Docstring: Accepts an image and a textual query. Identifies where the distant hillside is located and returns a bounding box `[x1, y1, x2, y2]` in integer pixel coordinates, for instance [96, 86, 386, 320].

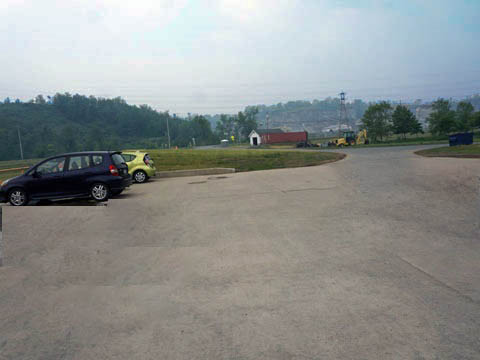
[0, 94, 217, 161]
[247, 98, 368, 133]
[242, 95, 480, 133]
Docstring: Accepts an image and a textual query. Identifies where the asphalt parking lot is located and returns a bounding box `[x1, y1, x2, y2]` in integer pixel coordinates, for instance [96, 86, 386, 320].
[1, 145, 479, 359]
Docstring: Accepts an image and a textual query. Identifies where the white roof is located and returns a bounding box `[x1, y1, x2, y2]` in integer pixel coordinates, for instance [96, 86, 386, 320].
[248, 130, 259, 138]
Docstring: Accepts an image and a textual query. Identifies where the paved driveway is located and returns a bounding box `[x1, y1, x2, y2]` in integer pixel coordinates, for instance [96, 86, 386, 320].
[1, 145, 479, 359]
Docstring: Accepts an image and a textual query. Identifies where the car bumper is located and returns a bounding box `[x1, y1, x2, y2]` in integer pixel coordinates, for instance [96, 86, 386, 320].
[110, 176, 132, 191]
[146, 167, 156, 177]
[0, 189, 6, 203]
[123, 176, 132, 188]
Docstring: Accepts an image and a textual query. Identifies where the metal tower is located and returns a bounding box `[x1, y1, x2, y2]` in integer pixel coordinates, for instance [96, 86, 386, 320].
[339, 91, 347, 137]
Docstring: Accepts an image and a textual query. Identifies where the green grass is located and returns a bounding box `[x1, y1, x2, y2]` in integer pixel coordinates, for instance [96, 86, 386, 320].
[0, 150, 343, 184]
[0, 158, 40, 183]
[415, 144, 480, 158]
[147, 149, 343, 172]
[0, 158, 41, 170]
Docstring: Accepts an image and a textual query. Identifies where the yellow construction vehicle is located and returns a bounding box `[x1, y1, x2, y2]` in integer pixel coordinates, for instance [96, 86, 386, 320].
[328, 129, 369, 147]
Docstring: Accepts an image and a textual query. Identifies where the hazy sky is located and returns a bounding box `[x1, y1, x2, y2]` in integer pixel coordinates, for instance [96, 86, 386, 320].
[1, 0, 479, 114]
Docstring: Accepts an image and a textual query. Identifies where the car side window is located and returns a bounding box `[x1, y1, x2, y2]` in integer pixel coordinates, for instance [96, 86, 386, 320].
[36, 157, 66, 175]
[91, 155, 104, 166]
[68, 155, 91, 171]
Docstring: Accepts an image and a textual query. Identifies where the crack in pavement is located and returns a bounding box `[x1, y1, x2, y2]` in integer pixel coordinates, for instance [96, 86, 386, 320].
[395, 254, 479, 306]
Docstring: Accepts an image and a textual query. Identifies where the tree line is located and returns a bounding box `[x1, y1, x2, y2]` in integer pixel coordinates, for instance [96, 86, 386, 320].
[0, 93, 220, 161]
[360, 99, 480, 142]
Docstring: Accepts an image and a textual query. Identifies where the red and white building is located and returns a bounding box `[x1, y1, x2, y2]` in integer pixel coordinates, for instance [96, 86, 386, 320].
[248, 129, 308, 146]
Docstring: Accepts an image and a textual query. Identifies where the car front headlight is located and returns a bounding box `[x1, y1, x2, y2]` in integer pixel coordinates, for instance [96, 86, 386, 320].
[1, 178, 11, 187]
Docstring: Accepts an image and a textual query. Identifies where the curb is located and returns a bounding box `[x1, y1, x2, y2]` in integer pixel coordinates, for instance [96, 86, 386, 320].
[156, 168, 235, 178]
[414, 153, 480, 158]
[414, 149, 480, 158]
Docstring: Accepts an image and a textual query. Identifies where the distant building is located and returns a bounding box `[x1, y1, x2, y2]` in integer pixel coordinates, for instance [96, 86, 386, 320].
[415, 105, 434, 129]
[248, 129, 308, 146]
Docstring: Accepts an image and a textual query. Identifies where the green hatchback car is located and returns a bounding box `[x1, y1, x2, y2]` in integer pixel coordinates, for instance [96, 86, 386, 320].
[121, 151, 156, 183]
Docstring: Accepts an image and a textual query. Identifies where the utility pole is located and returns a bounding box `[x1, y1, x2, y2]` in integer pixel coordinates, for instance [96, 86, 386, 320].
[266, 113, 270, 144]
[17, 126, 24, 160]
[167, 114, 173, 149]
[339, 91, 347, 137]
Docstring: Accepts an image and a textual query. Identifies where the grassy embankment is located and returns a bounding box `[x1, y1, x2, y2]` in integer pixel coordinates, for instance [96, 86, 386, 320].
[0, 158, 40, 183]
[147, 149, 343, 172]
[415, 144, 480, 158]
[0, 150, 343, 184]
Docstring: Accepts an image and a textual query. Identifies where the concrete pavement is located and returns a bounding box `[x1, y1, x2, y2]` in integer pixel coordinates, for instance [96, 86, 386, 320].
[1, 145, 479, 359]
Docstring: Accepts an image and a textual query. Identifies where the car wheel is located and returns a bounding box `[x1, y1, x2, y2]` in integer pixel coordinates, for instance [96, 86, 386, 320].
[8, 188, 29, 206]
[90, 183, 109, 202]
[133, 170, 148, 183]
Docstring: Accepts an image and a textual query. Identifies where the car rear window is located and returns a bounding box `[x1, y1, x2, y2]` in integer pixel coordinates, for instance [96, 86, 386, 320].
[111, 153, 126, 166]
[122, 154, 136, 162]
[144, 154, 151, 161]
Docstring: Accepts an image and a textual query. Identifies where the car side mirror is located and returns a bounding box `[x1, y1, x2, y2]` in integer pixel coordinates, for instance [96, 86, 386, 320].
[33, 171, 42, 178]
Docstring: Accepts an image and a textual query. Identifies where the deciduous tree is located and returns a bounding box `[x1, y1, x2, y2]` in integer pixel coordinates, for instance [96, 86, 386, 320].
[427, 99, 456, 135]
[455, 101, 474, 131]
[392, 105, 417, 139]
[360, 102, 392, 142]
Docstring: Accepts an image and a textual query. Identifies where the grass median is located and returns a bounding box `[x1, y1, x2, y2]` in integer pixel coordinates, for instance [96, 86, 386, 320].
[147, 149, 344, 172]
[415, 144, 480, 158]
[0, 149, 344, 184]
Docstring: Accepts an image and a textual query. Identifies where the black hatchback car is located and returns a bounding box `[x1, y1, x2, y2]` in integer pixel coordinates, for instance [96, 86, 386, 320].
[0, 151, 131, 206]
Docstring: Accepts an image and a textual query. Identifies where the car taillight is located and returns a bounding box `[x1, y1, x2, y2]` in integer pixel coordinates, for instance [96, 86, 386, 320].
[144, 157, 149, 166]
[109, 164, 119, 176]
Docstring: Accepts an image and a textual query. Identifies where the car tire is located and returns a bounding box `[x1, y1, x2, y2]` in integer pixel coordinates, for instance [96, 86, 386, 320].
[90, 183, 109, 202]
[133, 170, 148, 183]
[8, 188, 29, 206]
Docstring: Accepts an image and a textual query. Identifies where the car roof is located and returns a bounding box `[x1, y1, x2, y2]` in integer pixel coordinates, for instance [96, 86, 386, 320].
[36, 151, 120, 163]
[22, 151, 120, 172]
[58, 151, 119, 157]
[121, 150, 147, 154]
